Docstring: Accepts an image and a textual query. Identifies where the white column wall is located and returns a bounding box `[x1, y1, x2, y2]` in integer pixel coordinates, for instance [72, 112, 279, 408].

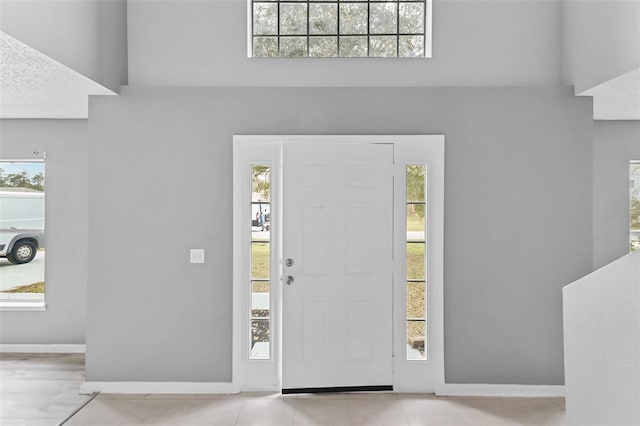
[563, 251, 640, 426]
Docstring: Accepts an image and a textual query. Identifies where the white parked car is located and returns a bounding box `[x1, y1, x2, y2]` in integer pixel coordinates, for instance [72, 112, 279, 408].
[0, 191, 44, 264]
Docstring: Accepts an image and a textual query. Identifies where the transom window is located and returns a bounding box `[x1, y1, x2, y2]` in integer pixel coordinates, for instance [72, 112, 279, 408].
[250, 0, 430, 58]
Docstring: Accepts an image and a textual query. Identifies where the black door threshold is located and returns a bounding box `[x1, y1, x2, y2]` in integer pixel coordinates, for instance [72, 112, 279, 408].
[282, 385, 393, 394]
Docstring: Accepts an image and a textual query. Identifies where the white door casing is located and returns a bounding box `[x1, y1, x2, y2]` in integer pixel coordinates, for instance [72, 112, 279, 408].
[282, 143, 394, 391]
[232, 135, 445, 393]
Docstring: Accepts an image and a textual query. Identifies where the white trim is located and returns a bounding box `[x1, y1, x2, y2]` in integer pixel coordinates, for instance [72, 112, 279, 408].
[0, 301, 46, 311]
[233, 135, 445, 393]
[80, 381, 238, 395]
[0, 157, 45, 162]
[392, 138, 445, 393]
[0, 344, 85, 353]
[233, 140, 283, 391]
[246, 0, 252, 58]
[436, 384, 565, 398]
[79, 381, 563, 397]
[0, 156, 47, 314]
[425, 0, 433, 58]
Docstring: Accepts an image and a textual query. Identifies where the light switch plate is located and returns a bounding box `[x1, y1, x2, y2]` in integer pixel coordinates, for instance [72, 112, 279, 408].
[190, 249, 205, 264]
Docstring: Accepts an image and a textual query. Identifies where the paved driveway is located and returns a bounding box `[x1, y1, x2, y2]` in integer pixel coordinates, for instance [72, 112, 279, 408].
[0, 251, 45, 291]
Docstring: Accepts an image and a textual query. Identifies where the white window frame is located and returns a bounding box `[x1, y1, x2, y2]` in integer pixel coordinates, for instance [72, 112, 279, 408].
[246, 0, 433, 58]
[232, 135, 444, 392]
[403, 163, 428, 361]
[0, 155, 46, 311]
[392, 140, 444, 391]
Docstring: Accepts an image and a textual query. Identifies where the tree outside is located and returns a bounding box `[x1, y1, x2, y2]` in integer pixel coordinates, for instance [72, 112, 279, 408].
[251, 166, 270, 201]
[0, 168, 44, 192]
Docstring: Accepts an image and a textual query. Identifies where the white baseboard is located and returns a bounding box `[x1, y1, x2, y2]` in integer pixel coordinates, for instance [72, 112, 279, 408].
[80, 382, 561, 397]
[241, 386, 280, 392]
[0, 344, 85, 354]
[436, 384, 564, 398]
[80, 381, 239, 395]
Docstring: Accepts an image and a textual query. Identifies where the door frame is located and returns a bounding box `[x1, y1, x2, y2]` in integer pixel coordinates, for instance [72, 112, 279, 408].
[232, 135, 445, 393]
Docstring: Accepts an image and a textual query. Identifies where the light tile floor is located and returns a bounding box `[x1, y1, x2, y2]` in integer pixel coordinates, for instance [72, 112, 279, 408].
[0, 353, 90, 426]
[66, 392, 565, 426]
[0, 353, 566, 426]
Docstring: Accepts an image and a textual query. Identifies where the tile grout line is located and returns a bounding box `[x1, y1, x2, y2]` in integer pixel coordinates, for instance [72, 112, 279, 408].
[58, 392, 100, 426]
[396, 397, 412, 426]
[233, 394, 247, 426]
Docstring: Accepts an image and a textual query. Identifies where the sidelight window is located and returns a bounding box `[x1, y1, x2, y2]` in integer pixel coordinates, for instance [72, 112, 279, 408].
[250, 166, 272, 359]
[631, 161, 640, 252]
[406, 164, 427, 360]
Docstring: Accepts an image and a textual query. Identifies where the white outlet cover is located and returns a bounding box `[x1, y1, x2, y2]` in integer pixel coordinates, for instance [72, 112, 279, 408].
[190, 249, 205, 264]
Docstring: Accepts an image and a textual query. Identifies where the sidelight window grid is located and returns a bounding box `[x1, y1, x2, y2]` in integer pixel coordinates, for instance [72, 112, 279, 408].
[631, 161, 640, 253]
[251, 0, 429, 58]
[250, 166, 272, 360]
[406, 164, 427, 360]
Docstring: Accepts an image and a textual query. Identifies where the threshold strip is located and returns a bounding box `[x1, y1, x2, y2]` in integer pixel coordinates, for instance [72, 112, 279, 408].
[282, 385, 392, 394]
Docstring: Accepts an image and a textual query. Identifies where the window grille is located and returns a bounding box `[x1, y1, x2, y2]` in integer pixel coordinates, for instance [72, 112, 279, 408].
[251, 0, 429, 58]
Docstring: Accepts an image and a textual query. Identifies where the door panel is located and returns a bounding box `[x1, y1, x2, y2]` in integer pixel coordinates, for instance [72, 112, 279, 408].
[302, 204, 328, 274]
[282, 143, 393, 390]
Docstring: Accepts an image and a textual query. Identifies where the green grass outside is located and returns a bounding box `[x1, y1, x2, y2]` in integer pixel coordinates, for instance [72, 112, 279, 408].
[1, 281, 45, 293]
[406, 240, 426, 342]
[251, 243, 270, 290]
[407, 209, 425, 232]
[407, 243, 426, 281]
[407, 215, 424, 232]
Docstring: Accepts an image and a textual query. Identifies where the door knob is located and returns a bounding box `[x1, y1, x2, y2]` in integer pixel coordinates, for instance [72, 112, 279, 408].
[286, 276, 294, 285]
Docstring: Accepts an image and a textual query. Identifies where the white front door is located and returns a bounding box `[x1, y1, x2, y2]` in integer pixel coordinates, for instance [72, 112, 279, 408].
[282, 142, 394, 391]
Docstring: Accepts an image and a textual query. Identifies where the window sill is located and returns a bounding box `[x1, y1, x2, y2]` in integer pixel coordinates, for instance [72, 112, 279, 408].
[0, 301, 46, 311]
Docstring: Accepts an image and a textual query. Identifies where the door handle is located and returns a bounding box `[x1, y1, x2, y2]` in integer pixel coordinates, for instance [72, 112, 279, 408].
[286, 275, 294, 285]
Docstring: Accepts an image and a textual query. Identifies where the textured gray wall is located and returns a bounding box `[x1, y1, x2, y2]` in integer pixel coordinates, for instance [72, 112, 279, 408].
[127, 0, 562, 87]
[86, 87, 593, 385]
[593, 121, 640, 269]
[0, 120, 88, 344]
[1, 0, 128, 92]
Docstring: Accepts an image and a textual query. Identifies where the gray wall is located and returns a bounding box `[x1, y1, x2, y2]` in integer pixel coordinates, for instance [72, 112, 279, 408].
[1, 0, 128, 92]
[0, 120, 88, 344]
[593, 121, 640, 269]
[87, 86, 593, 385]
[562, 0, 640, 92]
[127, 0, 562, 87]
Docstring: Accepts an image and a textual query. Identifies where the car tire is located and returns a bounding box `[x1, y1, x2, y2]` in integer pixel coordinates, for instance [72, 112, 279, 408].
[7, 240, 37, 264]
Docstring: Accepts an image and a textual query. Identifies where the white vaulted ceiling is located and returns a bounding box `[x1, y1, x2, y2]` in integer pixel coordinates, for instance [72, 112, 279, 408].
[581, 68, 640, 120]
[0, 31, 114, 119]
